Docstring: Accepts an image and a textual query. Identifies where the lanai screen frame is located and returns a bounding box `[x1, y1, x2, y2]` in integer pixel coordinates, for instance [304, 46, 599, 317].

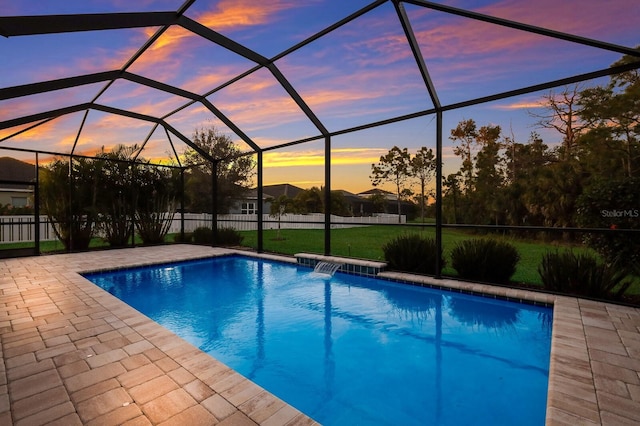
[1, 0, 639, 272]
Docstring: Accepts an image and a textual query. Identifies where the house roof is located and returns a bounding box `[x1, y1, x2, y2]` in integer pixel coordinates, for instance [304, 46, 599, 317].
[234, 183, 305, 201]
[335, 189, 367, 203]
[0, 157, 35, 190]
[357, 188, 394, 196]
[262, 184, 305, 199]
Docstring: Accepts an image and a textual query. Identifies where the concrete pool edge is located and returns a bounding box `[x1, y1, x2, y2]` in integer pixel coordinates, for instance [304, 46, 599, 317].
[1, 245, 639, 425]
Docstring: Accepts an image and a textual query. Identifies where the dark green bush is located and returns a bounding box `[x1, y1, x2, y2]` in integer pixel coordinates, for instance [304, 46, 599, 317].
[215, 227, 244, 246]
[538, 250, 631, 300]
[173, 232, 193, 243]
[382, 234, 443, 275]
[192, 226, 213, 244]
[191, 227, 243, 246]
[451, 239, 520, 284]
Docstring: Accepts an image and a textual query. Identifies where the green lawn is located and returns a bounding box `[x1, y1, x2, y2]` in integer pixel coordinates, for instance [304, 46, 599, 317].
[238, 226, 601, 287]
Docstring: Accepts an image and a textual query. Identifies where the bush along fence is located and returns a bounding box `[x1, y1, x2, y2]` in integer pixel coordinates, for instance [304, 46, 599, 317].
[0, 213, 406, 244]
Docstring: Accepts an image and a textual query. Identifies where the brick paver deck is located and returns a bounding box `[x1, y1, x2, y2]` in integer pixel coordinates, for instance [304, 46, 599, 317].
[1, 245, 638, 425]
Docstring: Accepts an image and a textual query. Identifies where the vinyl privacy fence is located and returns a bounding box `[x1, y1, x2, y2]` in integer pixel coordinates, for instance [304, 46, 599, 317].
[0, 213, 405, 243]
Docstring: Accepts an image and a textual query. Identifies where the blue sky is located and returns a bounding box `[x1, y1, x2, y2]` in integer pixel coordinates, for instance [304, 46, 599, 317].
[0, 0, 638, 193]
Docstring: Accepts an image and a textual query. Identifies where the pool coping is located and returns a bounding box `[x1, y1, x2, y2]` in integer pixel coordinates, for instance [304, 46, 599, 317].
[0, 245, 639, 425]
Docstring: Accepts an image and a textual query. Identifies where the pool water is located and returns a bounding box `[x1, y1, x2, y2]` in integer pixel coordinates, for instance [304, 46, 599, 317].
[85, 255, 552, 426]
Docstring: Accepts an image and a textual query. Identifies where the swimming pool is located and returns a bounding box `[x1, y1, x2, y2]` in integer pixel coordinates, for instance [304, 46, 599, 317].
[85, 255, 552, 425]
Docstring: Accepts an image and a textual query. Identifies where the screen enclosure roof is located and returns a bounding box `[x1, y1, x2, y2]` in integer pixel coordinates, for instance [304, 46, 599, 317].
[1, 0, 639, 166]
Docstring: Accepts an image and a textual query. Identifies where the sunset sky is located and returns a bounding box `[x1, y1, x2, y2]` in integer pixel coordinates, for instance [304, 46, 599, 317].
[1, 0, 638, 194]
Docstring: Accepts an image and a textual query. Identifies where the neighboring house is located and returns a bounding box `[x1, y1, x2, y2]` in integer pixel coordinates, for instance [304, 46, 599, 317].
[262, 183, 304, 200]
[356, 188, 396, 201]
[356, 188, 416, 217]
[335, 189, 373, 216]
[227, 188, 262, 215]
[228, 184, 305, 215]
[229, 184, 416, 217]
[0, 157, 36, 208]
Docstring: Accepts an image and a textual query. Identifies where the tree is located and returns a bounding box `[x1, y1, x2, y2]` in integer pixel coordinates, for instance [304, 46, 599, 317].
[474, 124, 504, 224]
[370, 146, 412, 223]
[94, 145, 138, 247]
[529, 84, 587, 161]
[40, 157, 100, 251]
[535, 159, 585, 232]
[578, 52, 640, 178]
[449, 119, 478, 193]
[367, 192, 387, 213]
[448, 120, 507, 224]
[39, 148, 180, 249]
[503, 132, 550, 226]
[269, 195, 296, 240]
[442, 173, 462, 224]
[329, 190, 352, 216]
[577, 177, 640, 272]
[410, 147, 436, 221]
[134, 163, 180, 244]
[524, 86, 591, 233]
[291, 187, 352, 216]
[183, 126, 255, 213]
[294, 187, 323, 213]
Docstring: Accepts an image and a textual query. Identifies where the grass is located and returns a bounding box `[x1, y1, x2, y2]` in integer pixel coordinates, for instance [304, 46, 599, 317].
[237, 226, 603, 287]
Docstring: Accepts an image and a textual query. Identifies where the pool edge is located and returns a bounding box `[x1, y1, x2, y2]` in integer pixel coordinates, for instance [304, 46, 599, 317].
[2, 245, 638, 425]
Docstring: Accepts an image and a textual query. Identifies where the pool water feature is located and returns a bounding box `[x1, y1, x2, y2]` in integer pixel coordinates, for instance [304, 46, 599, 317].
[85, 255, 552, 426]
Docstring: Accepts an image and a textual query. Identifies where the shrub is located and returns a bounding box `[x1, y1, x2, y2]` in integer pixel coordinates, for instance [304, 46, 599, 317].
[95, 146, 138, 248]
[538, 250, 631, 300]
[39, 158, 99, 251]
[382, 234, 443, 275]
[192, 227, 213, 244]
[451, 239, 520, 284]
[215, 227, 244, 246]
[191, 227, 244, 246]
[173, 232, 193, 243]
[134, 165, 179, 245]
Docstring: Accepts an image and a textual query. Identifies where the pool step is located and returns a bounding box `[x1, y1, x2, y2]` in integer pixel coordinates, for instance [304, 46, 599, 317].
[295, 253, 386, 277]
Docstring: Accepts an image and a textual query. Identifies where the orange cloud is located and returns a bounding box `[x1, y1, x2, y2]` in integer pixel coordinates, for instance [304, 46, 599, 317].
[196, 0, 305, 30]
[129, 1, 313, 79]
[0, 113, 86, 150]
[182, 67, 250, 94]
[0, 82, 110, 127]
[0, 122, 38, 141]
[129, 26, 200, 77]
[491, 100, 545, 110]
[89, 113, 152, 132]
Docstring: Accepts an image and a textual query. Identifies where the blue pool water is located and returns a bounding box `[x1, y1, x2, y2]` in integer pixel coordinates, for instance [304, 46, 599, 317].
[85, 255, 552, 426]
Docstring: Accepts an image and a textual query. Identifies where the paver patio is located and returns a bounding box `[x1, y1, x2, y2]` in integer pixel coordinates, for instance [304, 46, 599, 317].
[1, 245, 639, 425]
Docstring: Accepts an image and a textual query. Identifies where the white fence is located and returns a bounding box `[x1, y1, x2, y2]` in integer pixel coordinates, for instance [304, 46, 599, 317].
[0, 216, 56, 243]
[1, 213, 405, 243]
[214, 213, 405, 231]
